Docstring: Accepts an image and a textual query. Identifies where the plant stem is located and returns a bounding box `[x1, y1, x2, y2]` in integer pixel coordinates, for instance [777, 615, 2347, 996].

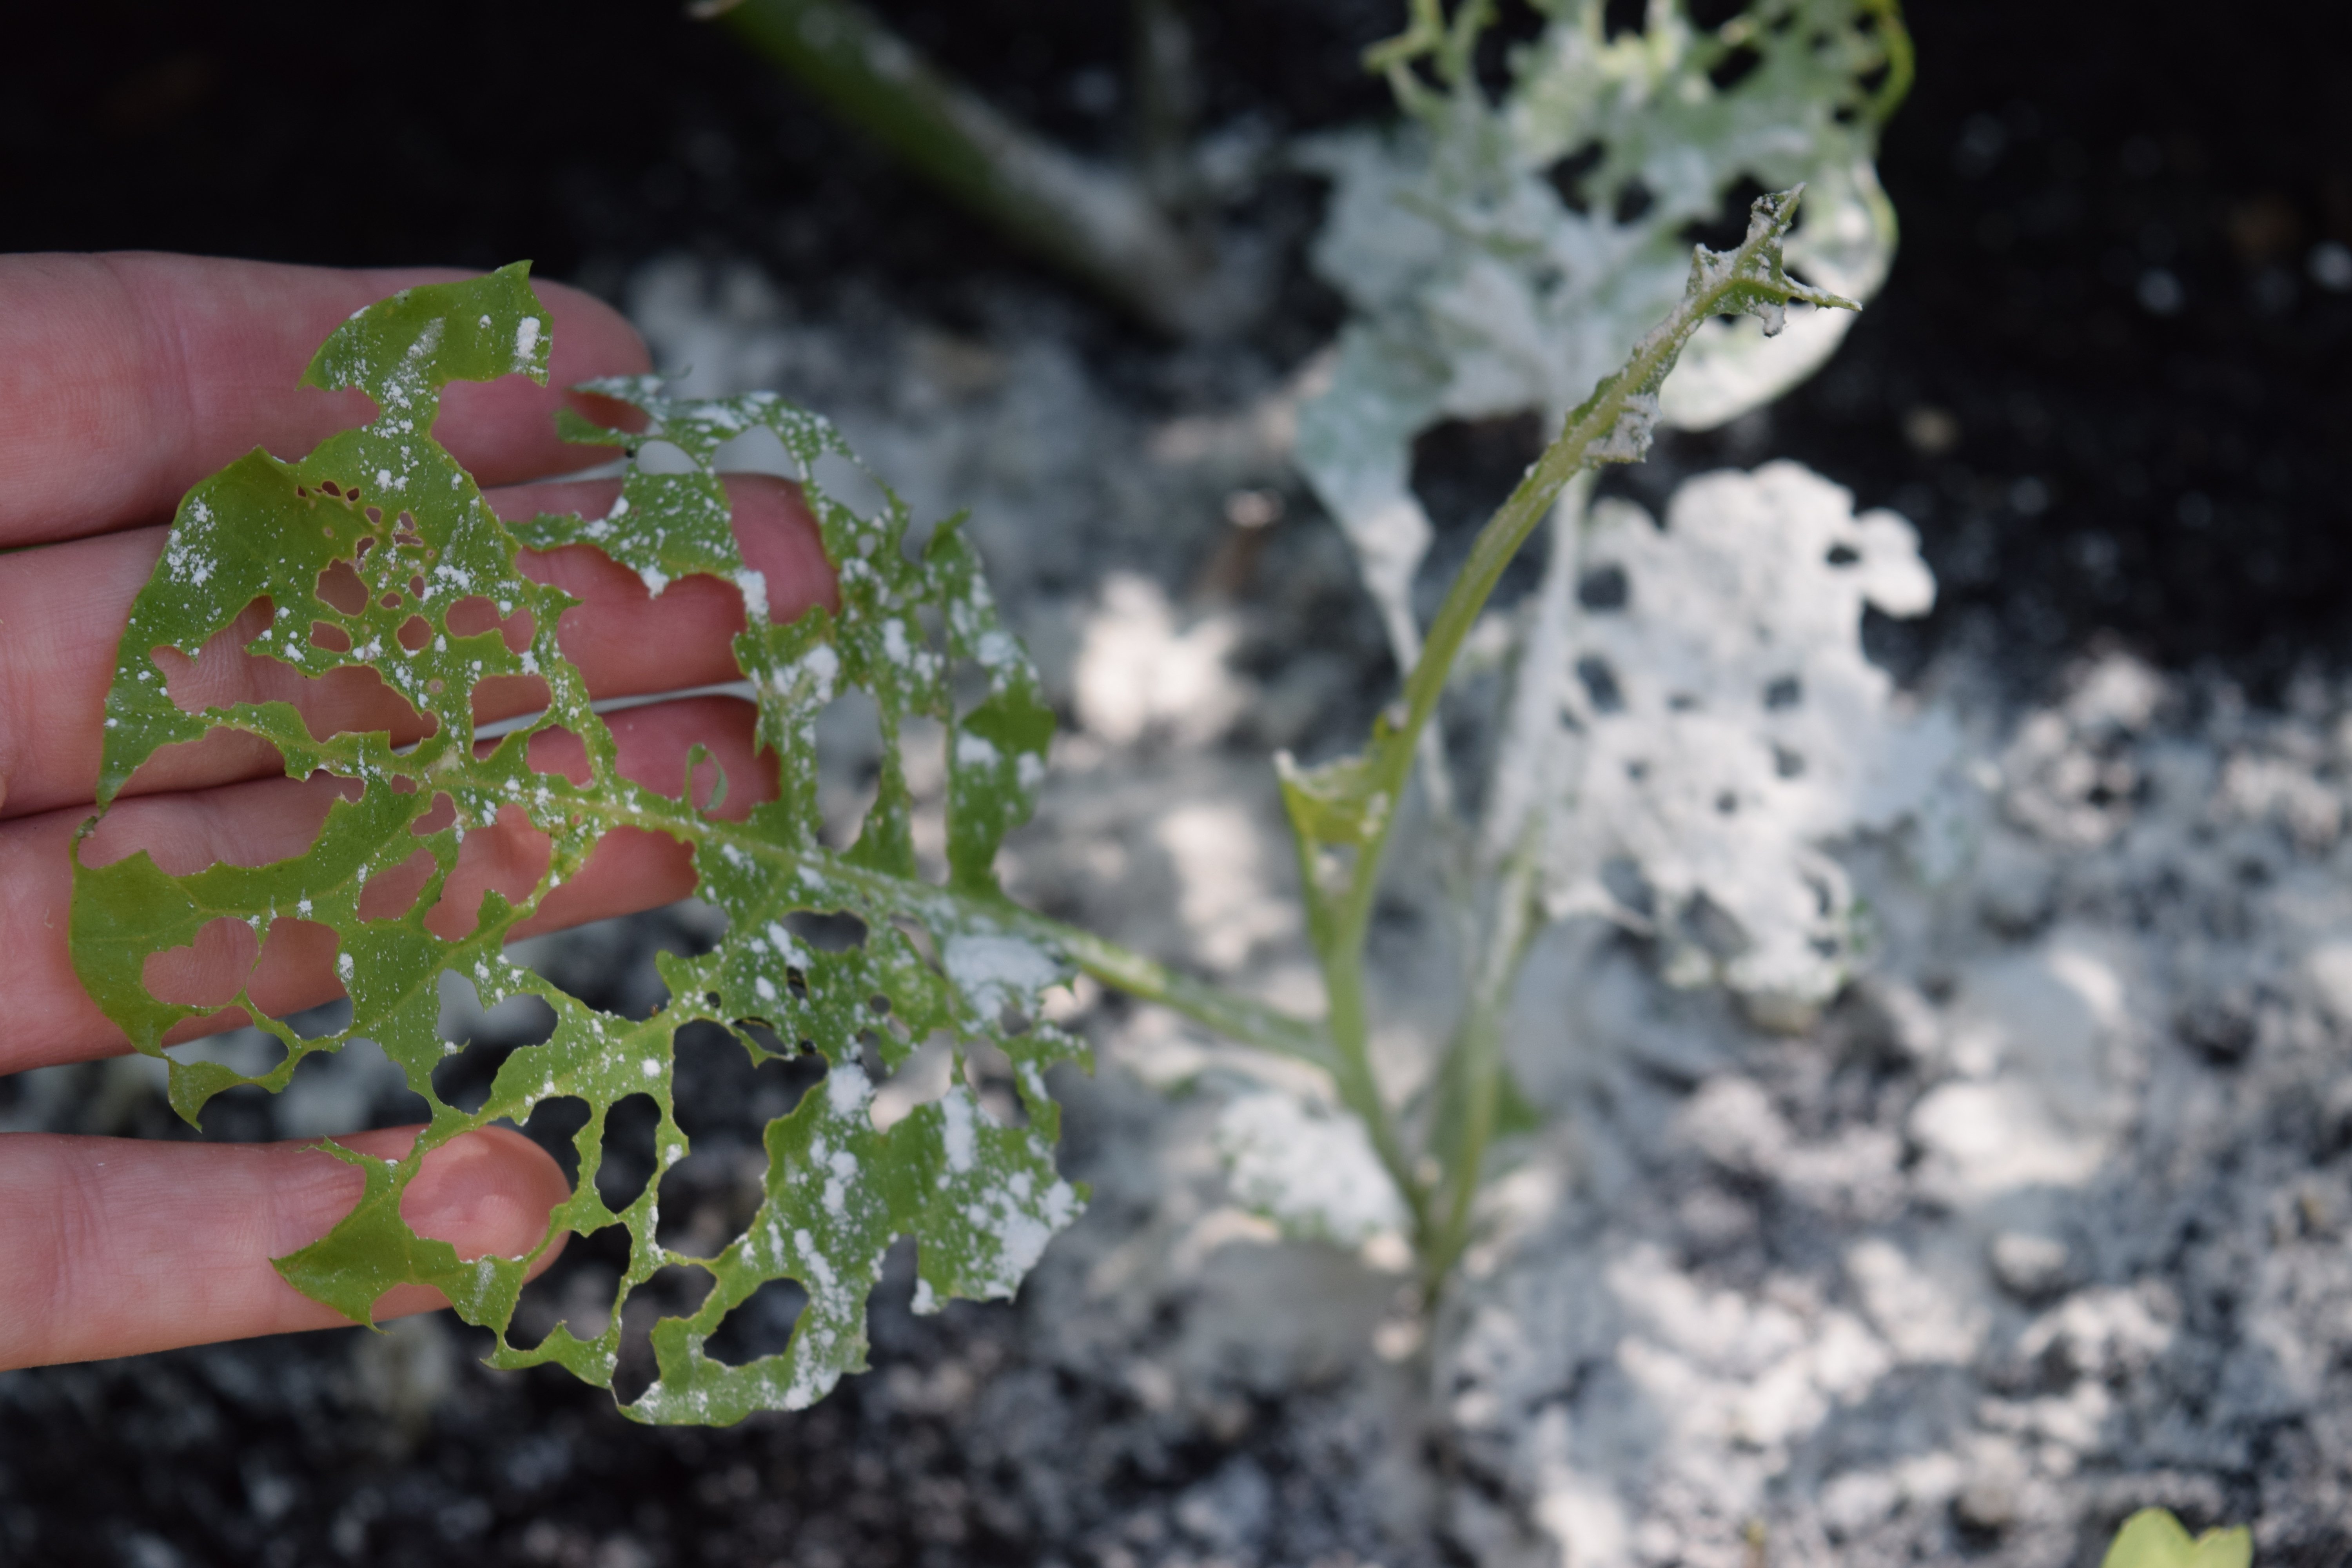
[1293, 192, 1853, 1286]
[1418, 841, 1541, 1291]
[993, 902, 1337, 1071]
[1319, 936, 1433, 1237]
[1326, 193, 1851, 989]
[584, 793, 1334, 1071]
[712, 0, 1233, 336]
[1416, 478, 1589, 1289]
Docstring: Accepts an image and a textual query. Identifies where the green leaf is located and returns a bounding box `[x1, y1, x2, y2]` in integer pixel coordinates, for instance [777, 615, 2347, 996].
[72, 267, 1086, 1424]
[2101, 1510, 2252, 1568]
[1296, 0, 1906, 652]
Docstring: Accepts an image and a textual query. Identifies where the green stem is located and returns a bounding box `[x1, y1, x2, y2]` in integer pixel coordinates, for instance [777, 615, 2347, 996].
[1418, 844, 1541, 1292]
[1321, 939, 1432, 1238]
[713, 0, 1227, 336]
[993, 902, 1336, 1071]
[1325, 194, 1851, 980]
[585, 793, 1334, 1071]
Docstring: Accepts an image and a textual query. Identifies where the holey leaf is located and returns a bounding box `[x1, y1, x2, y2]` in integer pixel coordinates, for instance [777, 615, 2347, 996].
[1295, 0, 1907, 657]
[70, 266, 1085, 1425]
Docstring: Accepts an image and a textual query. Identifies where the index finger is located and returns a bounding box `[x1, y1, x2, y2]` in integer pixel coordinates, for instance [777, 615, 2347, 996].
[0, 253, 652, 549]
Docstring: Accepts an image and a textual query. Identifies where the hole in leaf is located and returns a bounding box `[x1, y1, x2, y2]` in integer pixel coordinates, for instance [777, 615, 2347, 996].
[420, 802, 552, 941]
[473, 674, 552, 736]
[964, 1039, 1027, 1129]
[595, 1093, 663, 1213]
[1825, 543, 1861, 567]
[429, 973, 559, 1114]
[814, 688, 886, 850]
[1773, 744, 1807, 779]
[653, 1024, 825, 1253]
[315, 559, 368, 617]
[707, 424, 795, 476]
[1706, 44, 1762, 93]
[81, 770, 339, 875]
[1688, 0, 1753, 26]
[1577, 563, 1629, 610]
[142, 916, 260, 1010]
[410, 792, 457, 837]
[250, 916, 347, 1021]
[151, 597, 436, 748]
[614, 1263, 716, 1404]
[1576, 655, 1626, 714]
[357, 848, 439, 924]
[809, 450, 887, 520]
[519, 1093, 593, 1186]
[1543, 140, 1606, 214]
[510, 1221, 623, 1348]
[704, 1277, 808, 1367]
[524, 726, 592, 787]
[309, 622, 352, 653]
[1601, 857, 1657, 922]
[1679, 175, 1771, 253]
[870, 1033, 956, 1132]
[633, 439, 699, 476]
[445, 595, 534, 652]
[1601, 0, 1646, 38]
[1612, 179, 1656, 226]
[1679, 893, 1751, 962]
[1763, 675, 1803, 710]
[396, 615, 432, 653]
[784, 910, 869, 953]
[507, 910, 704, 1023]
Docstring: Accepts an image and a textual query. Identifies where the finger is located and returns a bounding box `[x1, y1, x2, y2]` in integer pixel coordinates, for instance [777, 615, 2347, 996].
[0, 474, 830, 822]
[0, 253, 652, 549]
[0, 1123, 570, 1369]
[2, 696, 775, 1076]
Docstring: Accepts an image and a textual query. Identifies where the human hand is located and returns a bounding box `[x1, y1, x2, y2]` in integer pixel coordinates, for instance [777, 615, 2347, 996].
[0, 254, 833, 1368]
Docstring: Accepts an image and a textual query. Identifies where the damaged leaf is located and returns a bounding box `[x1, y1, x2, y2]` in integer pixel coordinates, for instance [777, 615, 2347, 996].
[1530, 463, 1955, 1010]
[1295, 0, 1907, 667]
[73, 266, 1085, 1424]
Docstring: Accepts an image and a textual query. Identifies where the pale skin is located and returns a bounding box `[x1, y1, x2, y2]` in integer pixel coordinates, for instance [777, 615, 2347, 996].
[0, 254, 837, 1369]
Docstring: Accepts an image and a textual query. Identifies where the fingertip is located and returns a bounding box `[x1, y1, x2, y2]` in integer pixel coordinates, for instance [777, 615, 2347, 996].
[386, 1125, 571, 1267]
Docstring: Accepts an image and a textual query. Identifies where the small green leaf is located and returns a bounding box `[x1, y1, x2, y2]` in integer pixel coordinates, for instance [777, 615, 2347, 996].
[73, 268, 1087, 1423]
[2101, 1509, 2252, 1568]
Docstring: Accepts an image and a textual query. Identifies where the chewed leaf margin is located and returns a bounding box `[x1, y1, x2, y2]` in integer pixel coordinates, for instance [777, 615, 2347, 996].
[70, 266, 1087, 1425]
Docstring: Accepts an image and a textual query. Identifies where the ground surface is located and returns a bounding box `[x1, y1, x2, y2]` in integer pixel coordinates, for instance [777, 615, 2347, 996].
[5, 4, 2352, 1566]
